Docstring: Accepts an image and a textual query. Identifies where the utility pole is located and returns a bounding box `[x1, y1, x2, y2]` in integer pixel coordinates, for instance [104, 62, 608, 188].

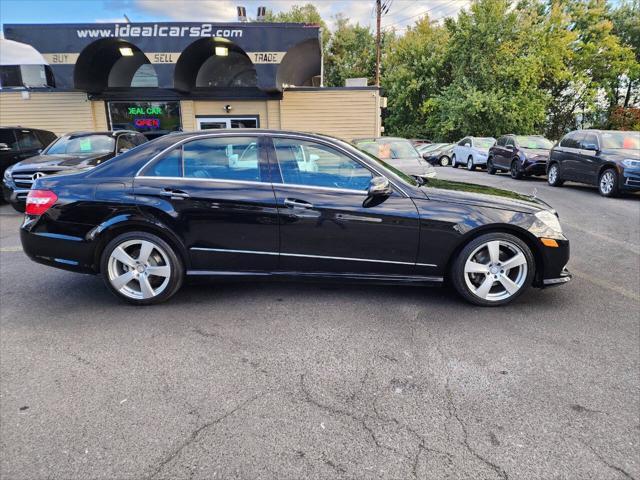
[375, 0, 381, 87]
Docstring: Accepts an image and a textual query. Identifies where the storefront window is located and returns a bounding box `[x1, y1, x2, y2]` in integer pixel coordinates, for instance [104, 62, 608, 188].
[108, 101, 181, 136]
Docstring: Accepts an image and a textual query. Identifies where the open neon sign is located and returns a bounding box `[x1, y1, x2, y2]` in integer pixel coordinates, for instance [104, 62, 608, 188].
[134, 118, 161, 129]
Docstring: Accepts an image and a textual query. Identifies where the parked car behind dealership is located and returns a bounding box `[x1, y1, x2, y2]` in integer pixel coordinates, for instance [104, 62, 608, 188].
[488, 135, 553, 179]
[452, 136, 496, 170]
[20, 129, 571, 306]
[547, 129, 640, 197]
[3, 130, 147, 211]
[417, 143, 454, 166]
[353, 137, 436, 179]
[0, 126, 56, 180]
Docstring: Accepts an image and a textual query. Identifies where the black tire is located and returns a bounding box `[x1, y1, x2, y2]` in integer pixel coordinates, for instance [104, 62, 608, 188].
[100, 231, 184, 305]
[467, 156, 475, 171]
[510, 159, 523, 179]
[11, 202, 25, 213]
[547, 163, 564, 187]
[450, 232, 535, 307]
[439, 156, 450, 167]
[452, 155, 459, 168]
[487, 158, 497, 175]
[598, 168, 619, 197]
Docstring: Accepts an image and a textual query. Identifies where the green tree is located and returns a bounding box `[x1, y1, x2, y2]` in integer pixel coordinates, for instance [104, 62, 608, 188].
[324, 15, 377, 87]
[382, 17, 448, 138]
[264, 4, 331, 52]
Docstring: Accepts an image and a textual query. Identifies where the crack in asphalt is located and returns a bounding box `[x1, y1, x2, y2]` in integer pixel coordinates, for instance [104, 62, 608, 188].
[144, 392, 264, 479]
[444, 380, 509, 480]
[579, 440, 636, 480]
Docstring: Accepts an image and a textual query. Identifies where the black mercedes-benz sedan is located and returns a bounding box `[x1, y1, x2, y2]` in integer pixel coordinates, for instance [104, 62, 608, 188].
[3, 130, 147, 211]
[20, 130, 571, 306]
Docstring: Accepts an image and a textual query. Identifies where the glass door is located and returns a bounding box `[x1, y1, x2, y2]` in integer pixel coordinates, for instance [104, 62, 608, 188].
[196, 117, 259, 130]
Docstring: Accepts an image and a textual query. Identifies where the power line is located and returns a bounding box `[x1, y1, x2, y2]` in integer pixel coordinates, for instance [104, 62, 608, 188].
[382, 0, 466, 30]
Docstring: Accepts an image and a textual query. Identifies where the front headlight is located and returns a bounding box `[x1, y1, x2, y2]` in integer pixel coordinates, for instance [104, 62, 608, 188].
[530, 210, 564, 239]
[621, 159, 640, 169]
[3, 165, 14, 182]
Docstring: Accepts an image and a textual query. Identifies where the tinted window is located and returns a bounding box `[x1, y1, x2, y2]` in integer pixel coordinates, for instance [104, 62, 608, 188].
[600, 131, 640, 149]
[0, 129, 17, 150]
[560, 132, 579, 148]
[133, 134, 148, 146]
[35, 130, 56, 147]
[496, 137, 506, 147]
[458, 138, 469, 146]
[475, 138, 496, 148]
[144, 147, 182, 177]
[581, 133, 599, 149]
[515, 136, 553, 149]
[183, 137, 260, 181]
[0, 66, 21, 87]
[505, 138, 515, 147]
[116, 135, 137, 153]
[274, 138, 373, 191]
[15, 130, 43, 150]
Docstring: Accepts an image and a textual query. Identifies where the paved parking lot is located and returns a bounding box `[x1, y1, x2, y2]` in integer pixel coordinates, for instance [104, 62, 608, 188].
[1, 169, 638, 480]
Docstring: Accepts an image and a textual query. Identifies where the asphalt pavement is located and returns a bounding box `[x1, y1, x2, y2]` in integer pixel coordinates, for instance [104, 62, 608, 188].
[0, 168, 638, 480]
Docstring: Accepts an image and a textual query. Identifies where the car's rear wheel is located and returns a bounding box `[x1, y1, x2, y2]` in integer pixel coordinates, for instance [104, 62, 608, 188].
[547, 163, 564, 187]
[487, 158, 497, 175]
[510, 159, 523, 179]
[467, 156, 475, 171]
[100, 231, 184, 305]
[439, 156, 450, 167]
[451, 232, 534, 306]
[452, 155, 458, 168]
[598, 168, 619, 197]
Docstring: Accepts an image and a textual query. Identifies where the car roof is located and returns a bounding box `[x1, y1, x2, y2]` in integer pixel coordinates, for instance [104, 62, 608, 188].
[62, 130, 140, 138]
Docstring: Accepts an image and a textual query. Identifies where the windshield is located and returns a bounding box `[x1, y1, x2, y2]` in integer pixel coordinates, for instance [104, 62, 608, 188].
[515, 136, 553, 149]
[475, 138, 495, 149]
[600, 131, 640, 150]
[356, 139, 421, 159]
[46, 135, 115, 155]
[357, 149, 419, 186]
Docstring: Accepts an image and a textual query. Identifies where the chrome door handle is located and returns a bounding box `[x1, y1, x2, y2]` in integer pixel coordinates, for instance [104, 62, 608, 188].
[160, 189, 190, 199]
[284, 198, 313, 209]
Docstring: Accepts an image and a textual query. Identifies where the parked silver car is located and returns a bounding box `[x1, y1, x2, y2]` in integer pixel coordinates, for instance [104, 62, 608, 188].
[353, 137, 436, 179]
[452, 136, 496, 170]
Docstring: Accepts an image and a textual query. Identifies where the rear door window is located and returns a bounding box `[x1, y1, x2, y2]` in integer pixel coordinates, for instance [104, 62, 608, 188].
[183, 137, 261, 182]
[15, 130, 43, 151]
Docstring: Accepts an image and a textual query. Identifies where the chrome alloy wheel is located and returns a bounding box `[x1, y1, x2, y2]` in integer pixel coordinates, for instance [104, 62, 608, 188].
[600, 170, 615, 195]
[107, 239, 171, 300]
[463, 240, 528, 302]
[548, 165, 558, 183]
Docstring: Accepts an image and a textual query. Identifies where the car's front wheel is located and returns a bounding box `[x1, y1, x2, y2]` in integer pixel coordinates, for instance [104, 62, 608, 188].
[510, 159, 523, 179]
[451, 232, 534, 306]
[451, 155, 458, 168]
[547, 163, 564, 187]
[467, 156, 475, 171]
[100, 231, 184, 305]
[598, 168, 619, 197]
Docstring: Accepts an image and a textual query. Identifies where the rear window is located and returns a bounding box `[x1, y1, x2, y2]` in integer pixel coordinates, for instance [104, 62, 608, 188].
[47, 135, 115, 155]
[474, 138, 495, 148]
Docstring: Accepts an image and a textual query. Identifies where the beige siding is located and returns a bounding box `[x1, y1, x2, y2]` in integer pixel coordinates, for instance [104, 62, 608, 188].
[280, 89, 380, 140]
[266, 100, 281, 129]
[91, 101, 109, 130]
[0, 92, 96, 135]
[192, 100, 268, 128]
[180, 100, 196, 131]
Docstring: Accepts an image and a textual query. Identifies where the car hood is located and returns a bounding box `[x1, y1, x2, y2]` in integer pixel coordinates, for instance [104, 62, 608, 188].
[522, 148, 550, 157]
[418, 178, 550, 213]
[11, 152, 112, 171]
[600, 148, 640, 161]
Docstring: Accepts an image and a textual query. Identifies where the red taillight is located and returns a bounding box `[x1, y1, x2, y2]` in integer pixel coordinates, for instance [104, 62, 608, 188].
[25, 190, 58, 216]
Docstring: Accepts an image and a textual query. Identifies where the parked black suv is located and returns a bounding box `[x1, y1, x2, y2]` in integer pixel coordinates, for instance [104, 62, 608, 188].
[0, 127, 57, 181]
[547, 130, 640, 197]
[3, 130, 147, 211]
[488, 135, 554, 179]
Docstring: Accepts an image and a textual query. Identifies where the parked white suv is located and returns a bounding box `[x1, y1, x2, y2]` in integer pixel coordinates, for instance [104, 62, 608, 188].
[452, 136, 496, 170]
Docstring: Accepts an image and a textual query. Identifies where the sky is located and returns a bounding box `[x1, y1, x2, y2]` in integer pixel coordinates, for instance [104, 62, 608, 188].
[0, 0, 472, 33]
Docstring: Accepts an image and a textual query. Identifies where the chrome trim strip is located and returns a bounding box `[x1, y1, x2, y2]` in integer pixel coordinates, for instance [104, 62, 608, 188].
[190, 247, 437, 267]
[136, 176, 268, 187]
[186, 269, 444, 282]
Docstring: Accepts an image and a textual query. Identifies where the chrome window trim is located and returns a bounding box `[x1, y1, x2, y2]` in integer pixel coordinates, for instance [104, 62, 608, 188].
[190, 247, 437, 267]
[134, 131, 410, 197]
[135, 176, 269, 187]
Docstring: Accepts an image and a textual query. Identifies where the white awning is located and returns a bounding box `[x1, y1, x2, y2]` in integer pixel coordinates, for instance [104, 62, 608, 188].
[0, 38, 48, 66]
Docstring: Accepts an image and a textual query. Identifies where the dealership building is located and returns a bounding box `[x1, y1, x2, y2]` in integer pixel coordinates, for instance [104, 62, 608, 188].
[0, 22, 383, 140]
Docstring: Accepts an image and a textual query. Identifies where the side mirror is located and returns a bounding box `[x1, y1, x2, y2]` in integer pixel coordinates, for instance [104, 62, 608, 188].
[582, 143, 598, 152]
[0, 143, 11, 151]
[368, 176, 393, 197]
